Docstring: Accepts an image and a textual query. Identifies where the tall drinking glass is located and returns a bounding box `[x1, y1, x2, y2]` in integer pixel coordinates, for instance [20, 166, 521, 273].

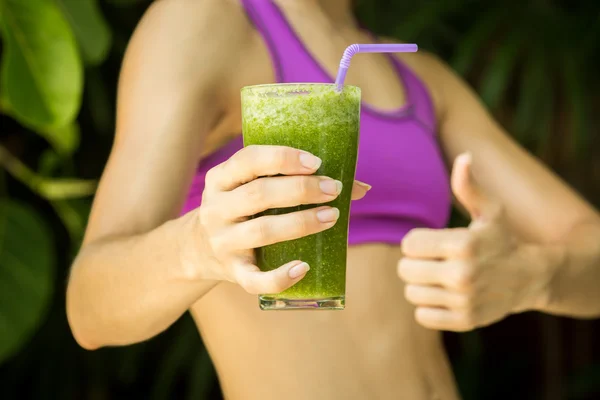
[241, 83, 361, 310]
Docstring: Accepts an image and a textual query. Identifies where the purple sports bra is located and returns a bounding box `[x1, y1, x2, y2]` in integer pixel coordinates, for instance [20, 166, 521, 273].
[181, 0, 451, 245]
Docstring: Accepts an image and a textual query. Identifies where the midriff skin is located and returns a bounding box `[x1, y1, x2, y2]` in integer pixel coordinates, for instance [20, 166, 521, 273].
[191, 244, 461, 400]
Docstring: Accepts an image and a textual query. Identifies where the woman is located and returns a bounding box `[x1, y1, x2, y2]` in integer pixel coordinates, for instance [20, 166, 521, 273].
[66, 0, 600, 399]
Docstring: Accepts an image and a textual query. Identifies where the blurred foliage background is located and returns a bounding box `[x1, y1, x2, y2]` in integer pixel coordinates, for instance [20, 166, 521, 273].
[0, 0, 598, 399]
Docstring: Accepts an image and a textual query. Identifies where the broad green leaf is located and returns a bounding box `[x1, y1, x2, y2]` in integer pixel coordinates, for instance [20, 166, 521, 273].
[55, 0, 112, 66]
[0, 91, 9, 113]
[0, 0, 83, 131]
[0, 200, 55, 364]
[41, 122, 80, 156]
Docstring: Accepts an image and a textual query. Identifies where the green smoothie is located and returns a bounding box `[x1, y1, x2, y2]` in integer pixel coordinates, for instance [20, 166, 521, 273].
[241, 83, 361, 310]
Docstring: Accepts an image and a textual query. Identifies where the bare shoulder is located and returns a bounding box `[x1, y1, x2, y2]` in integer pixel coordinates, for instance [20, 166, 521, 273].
[141, 0, 250, 40]
[115, 0, 256, 139]
[123, 0, 253, 87]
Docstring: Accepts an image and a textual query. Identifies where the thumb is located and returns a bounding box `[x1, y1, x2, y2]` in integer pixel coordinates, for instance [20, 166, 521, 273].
[451, 152, 493, 221]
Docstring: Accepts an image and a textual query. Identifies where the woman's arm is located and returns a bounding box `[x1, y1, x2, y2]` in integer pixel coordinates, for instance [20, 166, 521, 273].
[435, 56, 600, 317]
[67, 0, 247, 349]
[67, 0, 368, 349]
[397, 53, 600, 330]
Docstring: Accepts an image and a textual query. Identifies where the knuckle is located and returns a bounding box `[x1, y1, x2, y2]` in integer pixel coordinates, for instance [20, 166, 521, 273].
[270, 147, 291, 170]
[397, 259, 409, 279]
[199, 203, 220, 226]
[250, 218, 271, 243]
[232, 146, 258, 173]
[414, 308, 431, 327]
[293, 212, 311, 235]
[240, 145, 258, 156]
[238, 145, 257, 161]
[404, 285, 418, 303]
[242, 179, 266, 204]
[454, 294, 473, 310]
[227, 152, 243, 174]
[396, 258, 406, 280]
[401, 229, 424, 254]
[401, 230, 416, 248]
[451, 264, 475, 290]
[208, 233, 229, 254]
[204, 165, 220, 188]
[295, 176, 312, 199]
[455, 232, 477, 258]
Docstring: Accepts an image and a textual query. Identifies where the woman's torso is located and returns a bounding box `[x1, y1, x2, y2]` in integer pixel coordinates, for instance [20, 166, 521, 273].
[193, 245, 458, 400]
[188, 1, 458, 398]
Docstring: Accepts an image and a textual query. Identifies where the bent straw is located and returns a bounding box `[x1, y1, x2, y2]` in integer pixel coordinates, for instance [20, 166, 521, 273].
[335, 44, 418, 90]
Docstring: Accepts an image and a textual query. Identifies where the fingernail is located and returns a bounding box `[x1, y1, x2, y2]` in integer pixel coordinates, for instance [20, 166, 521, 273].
[299, 152, 322, 170]
[289, 262, 310, 279]
[319, 179, 343, 195]
[355, 180, 372, 191]
[316, 207, 340, 223]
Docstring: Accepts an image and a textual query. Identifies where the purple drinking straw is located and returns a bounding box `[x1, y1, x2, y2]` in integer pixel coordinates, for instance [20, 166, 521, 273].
[335, 44, 418, 90]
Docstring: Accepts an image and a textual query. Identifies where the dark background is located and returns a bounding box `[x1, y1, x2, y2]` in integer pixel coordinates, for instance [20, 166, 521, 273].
[0, 0, 599, 399]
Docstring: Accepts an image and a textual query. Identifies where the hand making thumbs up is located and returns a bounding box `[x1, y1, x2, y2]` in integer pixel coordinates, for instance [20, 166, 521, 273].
[398, 153, 547, 331]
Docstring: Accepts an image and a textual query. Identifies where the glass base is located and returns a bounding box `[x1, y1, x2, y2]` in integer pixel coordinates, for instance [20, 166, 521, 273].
[259, 296, 345, 310]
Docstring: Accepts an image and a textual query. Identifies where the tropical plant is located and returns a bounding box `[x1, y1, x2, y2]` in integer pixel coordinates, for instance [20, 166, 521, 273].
[0, 0, 598, 399]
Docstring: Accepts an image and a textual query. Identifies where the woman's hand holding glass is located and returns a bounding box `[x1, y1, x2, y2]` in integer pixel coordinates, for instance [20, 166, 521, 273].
[181, 145, 369, 295]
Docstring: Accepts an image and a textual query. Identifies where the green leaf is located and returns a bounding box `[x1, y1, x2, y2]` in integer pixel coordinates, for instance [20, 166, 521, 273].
[0, 0, 83, 131]
[41, 122, 80, 156]
[0, 200, 55, 364]
[0, 145, 97, 200]
[55, 0, 112, 66]
[37, 149, 62, 176]
[37, 178, 97, 200]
